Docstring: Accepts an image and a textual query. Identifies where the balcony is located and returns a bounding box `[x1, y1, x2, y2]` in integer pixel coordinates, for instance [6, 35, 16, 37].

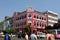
[48, 15, 58, 19]
[48, 20, 58, 23]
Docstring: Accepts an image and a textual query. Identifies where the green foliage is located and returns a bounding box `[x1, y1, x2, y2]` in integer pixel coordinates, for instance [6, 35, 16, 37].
[4, 30, 9, 33]
[0, 34, 3, 38]
[0, 22, 3, 27]
[45, 23, 60, 30]
[0, 22, 3, 31]
[53, 23, 60, 29]
[24, 24, 30, 32]
[45, 25, 53, 30]
[3, 27, 14, 34]
[9, 27, 14, 33]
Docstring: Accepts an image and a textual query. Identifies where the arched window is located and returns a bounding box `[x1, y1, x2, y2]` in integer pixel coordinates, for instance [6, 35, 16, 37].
[20, 17, 21, 20]
[44, 18, 46, 20]
[34, 15, 36, 18]
[34, 22, 36, 26]
[37, 16, 38, 19]
[28, 14, 31, 17]
[42, 23, 44, 27]
[42, 17, 43, 20]
[37, 22, 39, 26]
[39, 16, 41, 19]
[28, 23, 31, 25]
[40, 22, 41, 26]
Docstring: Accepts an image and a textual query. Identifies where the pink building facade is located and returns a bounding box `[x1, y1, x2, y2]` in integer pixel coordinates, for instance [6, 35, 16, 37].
[13, 7, 48, 32]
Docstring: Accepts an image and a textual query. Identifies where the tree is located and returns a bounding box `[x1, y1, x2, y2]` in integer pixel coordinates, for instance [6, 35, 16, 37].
[0, 22, 3, 31]
[45, 25, 53, 30]
[53, 23, 60, 29]
[9, 27, 14, 33]
[3, 27, 14, 34]
[24, 24, 30, 32]
[3, 29, 9, 34]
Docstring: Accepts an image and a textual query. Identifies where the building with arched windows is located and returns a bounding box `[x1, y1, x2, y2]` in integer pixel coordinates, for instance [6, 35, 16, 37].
[13, 7, 48, 32]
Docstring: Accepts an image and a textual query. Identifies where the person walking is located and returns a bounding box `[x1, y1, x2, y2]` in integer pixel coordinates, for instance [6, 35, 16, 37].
[30, 30, 38, 40]
[25, 32, 29, 40]
[4, 32, 10, 40]
[46, 31, 55, 40]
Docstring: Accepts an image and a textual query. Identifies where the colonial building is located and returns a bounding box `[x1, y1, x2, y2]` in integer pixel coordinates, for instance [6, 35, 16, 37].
[13, 7, 48, 32]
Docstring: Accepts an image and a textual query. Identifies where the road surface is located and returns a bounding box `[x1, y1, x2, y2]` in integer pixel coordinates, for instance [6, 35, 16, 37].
[0, 37, 60, 40]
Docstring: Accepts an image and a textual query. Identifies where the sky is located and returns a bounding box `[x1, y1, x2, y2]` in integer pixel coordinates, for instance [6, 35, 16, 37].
[0, 0, 60, 22]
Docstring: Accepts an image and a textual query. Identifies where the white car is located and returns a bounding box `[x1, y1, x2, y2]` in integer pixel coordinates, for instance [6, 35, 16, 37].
[9, 34, 16, 37]
[37, 32, 46, 38]
[11, 34, 16, 37]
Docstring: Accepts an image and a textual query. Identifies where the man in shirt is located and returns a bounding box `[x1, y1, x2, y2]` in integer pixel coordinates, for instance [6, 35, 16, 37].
[30, 30, 37, 40]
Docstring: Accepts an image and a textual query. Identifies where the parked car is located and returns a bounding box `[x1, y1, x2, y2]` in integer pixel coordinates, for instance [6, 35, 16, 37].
[37, 32, 46, 38]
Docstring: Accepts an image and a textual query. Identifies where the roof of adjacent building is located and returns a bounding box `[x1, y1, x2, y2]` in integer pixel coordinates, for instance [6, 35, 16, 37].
[46, 10, 58, 15]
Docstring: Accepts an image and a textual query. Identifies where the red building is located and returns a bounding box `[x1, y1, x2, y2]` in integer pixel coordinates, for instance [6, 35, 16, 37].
[13, 7, 48, 32]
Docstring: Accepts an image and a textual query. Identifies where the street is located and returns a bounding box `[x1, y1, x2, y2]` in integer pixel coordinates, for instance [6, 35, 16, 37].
[0, 37, 60, 40]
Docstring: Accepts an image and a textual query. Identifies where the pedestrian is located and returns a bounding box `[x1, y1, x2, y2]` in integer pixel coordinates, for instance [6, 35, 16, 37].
[51, 34, 55, 40]
[21, 32, 25, 38]
[46, 31, 55, 40]
[25, 32, 29, 40]
[4, 32, 10, 40]
[30, 30, 38, 40]
[11, 33, 13, 37]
